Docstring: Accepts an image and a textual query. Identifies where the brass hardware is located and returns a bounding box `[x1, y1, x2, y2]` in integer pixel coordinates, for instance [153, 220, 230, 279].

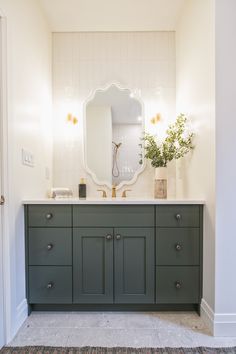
[72, 117, 78, 125]
[175, 281, 182, 289]
[116, 234, 121, 240]
[97, 189, 107, 198]
[175, 213, 181, 221]
[112, 185, 116, 198]
[45, 213, 53, 220]
[150, 113, 162, 125]
[67, 113, 78, 125]
[46, 282, 53, 289]
[47, 244, 53, 251]
[106, 234, 112, 240]
[67, 113, 73, 122]
[121, 189, 131, 198]
[0, 195, 5, 205]
[175, 243, 182, 251]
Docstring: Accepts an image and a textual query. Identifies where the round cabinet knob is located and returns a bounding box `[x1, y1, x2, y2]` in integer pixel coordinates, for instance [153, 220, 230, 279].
[116, 234, 121, 240]
[175, 213, 181, 221]
[175, 281, 182, 289]
[106, 234, 112, 240]
[175, 243, 182, 251]
[46, 282, 53, 289]
[47, 243, 53, 251]
[45, 213, 53, 220]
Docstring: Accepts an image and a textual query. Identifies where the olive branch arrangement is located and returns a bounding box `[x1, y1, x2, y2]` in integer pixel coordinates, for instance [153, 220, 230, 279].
[143, 113, 194, 168]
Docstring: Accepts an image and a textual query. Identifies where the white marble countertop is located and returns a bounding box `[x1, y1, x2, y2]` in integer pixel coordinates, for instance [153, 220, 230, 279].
[22, 198, 205, 205]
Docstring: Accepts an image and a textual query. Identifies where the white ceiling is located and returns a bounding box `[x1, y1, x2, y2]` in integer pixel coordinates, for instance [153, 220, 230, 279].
[39, 0, 186, 32]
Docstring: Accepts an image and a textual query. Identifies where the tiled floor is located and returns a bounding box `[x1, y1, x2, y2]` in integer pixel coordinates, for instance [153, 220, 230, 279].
[9, 312, 236, 348]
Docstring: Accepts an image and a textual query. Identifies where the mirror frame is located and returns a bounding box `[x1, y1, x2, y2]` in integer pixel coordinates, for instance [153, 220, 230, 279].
[83, 82, 146, 189]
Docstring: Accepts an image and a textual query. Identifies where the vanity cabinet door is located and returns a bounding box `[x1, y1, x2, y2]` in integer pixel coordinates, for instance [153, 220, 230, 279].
[114, 228, 155, 303]
[73, 228, 113, 303]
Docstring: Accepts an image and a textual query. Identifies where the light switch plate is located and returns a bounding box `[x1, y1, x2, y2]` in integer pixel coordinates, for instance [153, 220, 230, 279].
[22, 149, 34, 167]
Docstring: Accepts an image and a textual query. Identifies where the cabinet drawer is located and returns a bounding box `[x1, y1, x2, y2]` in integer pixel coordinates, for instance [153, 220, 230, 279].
[156, 266, 200, 303]
[29, 266, 72, 303]
[28, 205, 72, 227]
[156, 205, 199, 227]
[156, 228, 199, 266]
[28, 228, 72, 266]
[73, 205, 154, 227]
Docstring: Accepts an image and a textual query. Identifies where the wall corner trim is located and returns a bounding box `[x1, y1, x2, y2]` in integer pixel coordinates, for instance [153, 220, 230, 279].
[201, 299, 214, 335]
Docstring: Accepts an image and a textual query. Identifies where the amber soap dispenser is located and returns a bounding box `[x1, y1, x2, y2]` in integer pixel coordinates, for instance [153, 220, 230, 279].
[79, 178, 86, 199]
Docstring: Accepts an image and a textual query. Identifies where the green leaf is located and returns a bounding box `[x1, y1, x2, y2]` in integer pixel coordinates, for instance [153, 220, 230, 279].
[142, 114, 194, 168]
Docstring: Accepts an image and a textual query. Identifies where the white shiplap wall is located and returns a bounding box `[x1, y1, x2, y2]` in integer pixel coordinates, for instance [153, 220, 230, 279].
[52, 32, 176, 198]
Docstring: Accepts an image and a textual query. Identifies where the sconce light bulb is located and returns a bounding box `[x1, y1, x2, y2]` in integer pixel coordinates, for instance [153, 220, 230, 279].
[73, 117, 78, 125]
[67, 113, 72, 122]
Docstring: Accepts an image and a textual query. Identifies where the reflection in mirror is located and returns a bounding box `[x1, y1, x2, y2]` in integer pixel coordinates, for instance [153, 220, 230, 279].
[85, 84, 144, 188]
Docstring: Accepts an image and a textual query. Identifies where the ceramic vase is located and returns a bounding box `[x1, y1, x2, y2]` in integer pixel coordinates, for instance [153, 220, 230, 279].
[154, 167, 167, 199]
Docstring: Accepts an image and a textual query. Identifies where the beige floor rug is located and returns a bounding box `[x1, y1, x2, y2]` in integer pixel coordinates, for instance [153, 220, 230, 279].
[0, 347, 236, 354]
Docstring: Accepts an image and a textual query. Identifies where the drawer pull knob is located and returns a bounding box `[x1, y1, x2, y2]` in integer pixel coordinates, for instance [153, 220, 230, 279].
[175, 213, 181, 221]
[175, 243, 182, 251]
[116, 234, 121, 240]
[46, 282, 54, 289]
[175, 281, 182, 289]
[45, 213, 53, 220]
[106, 234, 112, 240]
[47, 243, 53, 251]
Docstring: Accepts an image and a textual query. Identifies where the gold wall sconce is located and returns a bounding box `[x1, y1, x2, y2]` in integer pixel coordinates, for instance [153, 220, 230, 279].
[67, 113, 78, 125]
[150, 113, 162, 125]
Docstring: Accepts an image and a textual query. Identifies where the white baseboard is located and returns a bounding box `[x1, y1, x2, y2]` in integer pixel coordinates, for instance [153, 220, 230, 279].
[16, 298, 28, 326]
[201, 299, 236, 337]
[214, 313, 236, 337]
[8, 298, 28, 343]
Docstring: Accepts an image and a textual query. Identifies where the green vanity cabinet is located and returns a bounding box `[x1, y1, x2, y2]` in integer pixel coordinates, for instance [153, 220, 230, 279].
[73, 227, 155, 304]
[73, 205, 154, 227]
[156, 228, 200, 266]
[28, 228, 72, 266]
[156, 266, 200, 303]
[25, 203, 203, 312]
[29, 266, 72, 304]
[73, 228, 114, 303]
[156, 205, 200, 227]
[155, 205, 203, 306]
[28, 205, 72, 227]
[114, 227, 154, 304]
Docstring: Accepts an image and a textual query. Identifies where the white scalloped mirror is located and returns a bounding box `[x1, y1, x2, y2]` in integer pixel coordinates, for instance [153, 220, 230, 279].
[83, 83, 145, 189]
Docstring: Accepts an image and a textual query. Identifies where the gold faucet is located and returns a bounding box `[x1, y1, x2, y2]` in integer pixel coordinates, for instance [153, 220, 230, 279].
[97, 189, 107, 198]
[122, 189, 131, 198]
[112, 185, 117, 198]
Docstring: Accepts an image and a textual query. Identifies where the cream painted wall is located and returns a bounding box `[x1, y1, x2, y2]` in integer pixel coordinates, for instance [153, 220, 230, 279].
[176, 0, 215, 320]
[0, 0, 52, 342]
[0, 16, 5, 349]
[53, 32, 176, 198]
[214, 0, 236, 337]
